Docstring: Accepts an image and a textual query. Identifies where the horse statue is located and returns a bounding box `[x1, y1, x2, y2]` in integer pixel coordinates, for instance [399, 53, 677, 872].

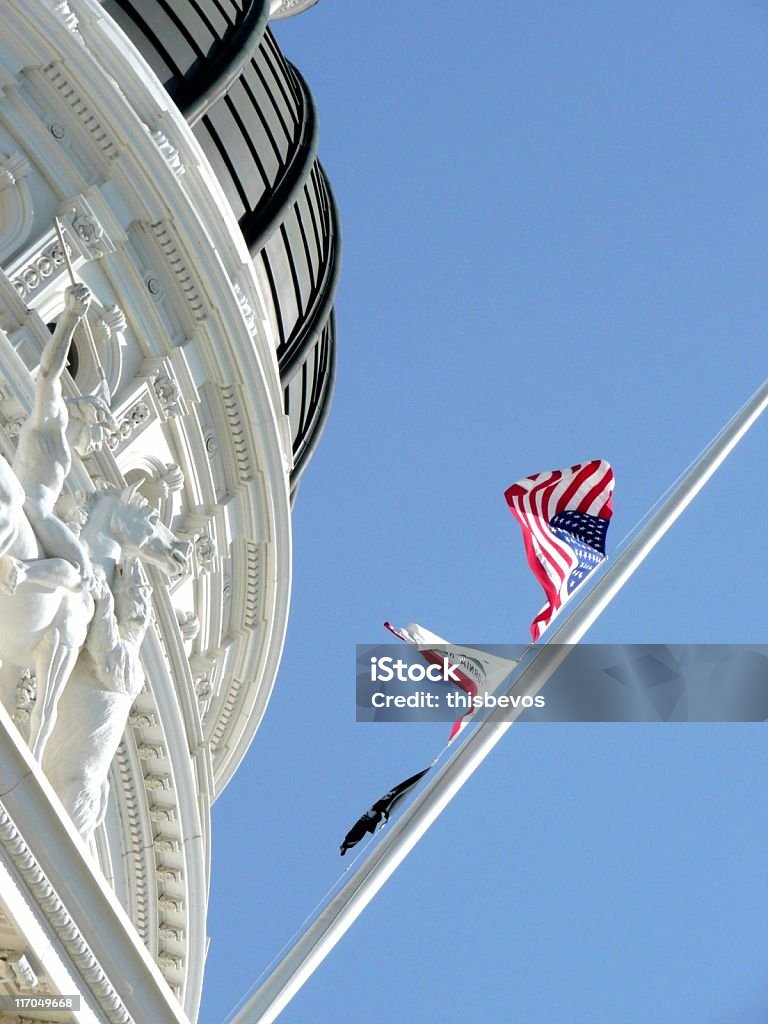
[0, 280, 190, 759]
[0, 478, 190, 758]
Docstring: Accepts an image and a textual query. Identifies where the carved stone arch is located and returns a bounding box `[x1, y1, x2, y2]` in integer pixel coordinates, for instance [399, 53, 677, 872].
[0, 152, 33, 264]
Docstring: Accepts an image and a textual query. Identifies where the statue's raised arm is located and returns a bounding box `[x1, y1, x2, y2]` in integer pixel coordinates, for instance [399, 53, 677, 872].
[11, 283, 108, 584]
[39, 284, 89, 389]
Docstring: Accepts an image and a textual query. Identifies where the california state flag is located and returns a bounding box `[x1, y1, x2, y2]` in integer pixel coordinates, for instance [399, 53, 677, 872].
[384, 622, 519, 742]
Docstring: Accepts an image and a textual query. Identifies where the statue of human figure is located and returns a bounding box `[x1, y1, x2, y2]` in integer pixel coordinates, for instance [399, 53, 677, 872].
[43, 558, 152, 841]
[0, 283, 116, 595]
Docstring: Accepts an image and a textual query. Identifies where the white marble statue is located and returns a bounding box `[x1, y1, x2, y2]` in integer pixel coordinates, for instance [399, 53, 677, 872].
[0, 283, 190, 759]
[0, 473, 190, 759]
[7, 283, 115, 589]
[43, 558, 152, 841]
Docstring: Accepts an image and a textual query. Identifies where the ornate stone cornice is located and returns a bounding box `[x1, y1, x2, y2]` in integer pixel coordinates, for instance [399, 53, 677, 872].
[41, 62, 121, 162]
[0, 804, 133, 1024]
[146, 221, 206, 324]
[113, 742, 152, 948]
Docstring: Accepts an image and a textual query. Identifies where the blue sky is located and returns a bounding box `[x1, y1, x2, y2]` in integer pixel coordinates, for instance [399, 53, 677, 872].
[200, 4, 768, 1022]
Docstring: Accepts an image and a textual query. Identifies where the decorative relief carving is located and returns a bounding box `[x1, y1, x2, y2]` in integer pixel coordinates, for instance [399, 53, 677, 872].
[243, 541, 261, 630]
[149, 221, 206, 322]
[135, 358, 189, 421]
[149, 129, 185, 178]
[209, 676, 244, 753]
[69, 205, 113, 261]
[194, 674, 212, 707]
[153, 836, 179, 855]
[137, 743, 165, 760]
[127, 402, 150, 428]
[221, 384, 254, 482]
[0, 805, 133, 1023]
[105, 398, 153, 451]
[0, 950, 38, 989]
[149, 806, 175, 824]
[194, 534, 216, 573]
[176, 516, 217, 579]
[113, 744, 150, 944]
[144, 774, 170, 792]
[157, 952, 182, 972]
[145, 276, 163, 299]
[190, 653, 216, 720]
[10, 234, 70, 301]
[152, 375, 181, 418]
[42, 64, 120, 161]
[231, 538, 263, 633]
[155, 867, 180, 884]
[128, 709, 156, 729]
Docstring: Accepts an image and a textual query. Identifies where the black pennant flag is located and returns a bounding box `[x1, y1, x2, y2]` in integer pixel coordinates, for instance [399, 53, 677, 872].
[339, 768, 431, 856]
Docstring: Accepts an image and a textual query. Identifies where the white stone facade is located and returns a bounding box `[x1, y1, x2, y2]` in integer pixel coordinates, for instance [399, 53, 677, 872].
[0, 0, 299, 1019]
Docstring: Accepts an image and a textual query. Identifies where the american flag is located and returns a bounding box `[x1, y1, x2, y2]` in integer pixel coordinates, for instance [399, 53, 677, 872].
[505, 460, 614, 641]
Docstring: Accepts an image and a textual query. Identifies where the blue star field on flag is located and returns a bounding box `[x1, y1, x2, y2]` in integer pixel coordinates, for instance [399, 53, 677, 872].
[550, 510, 610, 593]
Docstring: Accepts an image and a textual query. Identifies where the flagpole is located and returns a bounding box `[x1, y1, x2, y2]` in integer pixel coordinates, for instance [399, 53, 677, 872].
[229, 377, 768, 1024]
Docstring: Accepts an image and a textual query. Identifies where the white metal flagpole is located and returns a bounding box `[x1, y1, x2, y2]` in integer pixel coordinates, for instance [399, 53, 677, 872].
[229, 377, 768, 1024]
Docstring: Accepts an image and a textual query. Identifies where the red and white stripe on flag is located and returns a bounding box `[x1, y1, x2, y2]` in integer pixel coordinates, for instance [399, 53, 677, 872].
[504, 459, 614, 641]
